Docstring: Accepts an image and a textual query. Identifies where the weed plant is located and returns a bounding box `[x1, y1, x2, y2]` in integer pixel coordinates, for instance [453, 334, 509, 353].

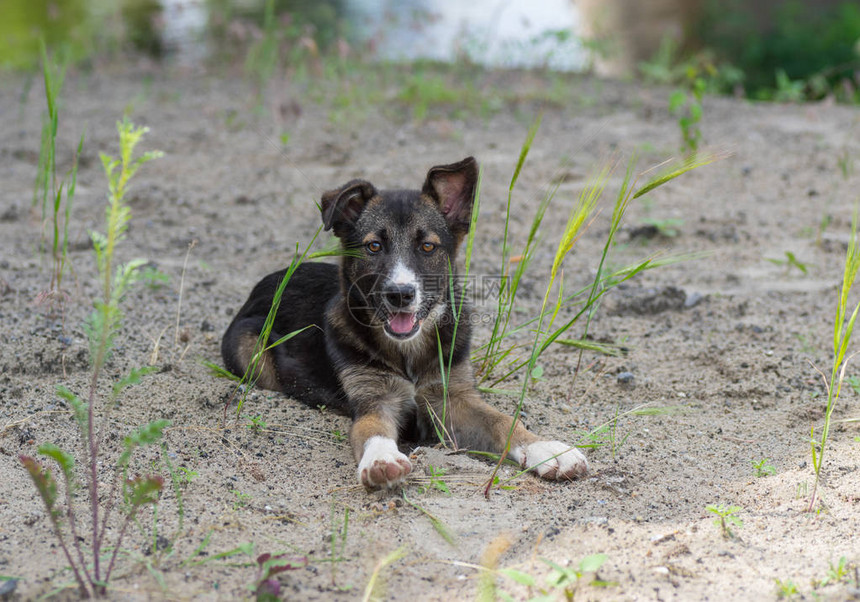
[19, 118, 166, 598]
[468, 123, 718, 491]
[706, 503, 743, 538]
[639, 37, 745, 153]
[669, 76, 706, 153]
[480, 549, 611, 600]
[33, 41, 85, 300]
[751, 457, 776, 477]
[473, 130, 717, 393]
[775, 578, 800, 598]
[819, 556, 851, 587]
[766, 251, 810, 275]
[808, 209, 860, 511]
[253, 551, 307, 601]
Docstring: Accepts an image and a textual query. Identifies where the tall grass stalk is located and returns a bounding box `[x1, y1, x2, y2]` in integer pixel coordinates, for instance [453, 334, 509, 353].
[476, 115, 543, 379]
[477, 250, 708, 388]
[473, 135, 720, 389]
[483, 147, 720, 495]
[20, 119, 167, 598]
[430, 169, 483, 447]
[808, 208, 860, 512]
[33, 41, 84, 297]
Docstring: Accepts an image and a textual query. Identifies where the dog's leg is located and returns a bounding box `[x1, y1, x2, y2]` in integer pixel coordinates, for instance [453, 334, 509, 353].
[341, 368, 415, 488]
[420, 363, 588, 480]
[351, 413, 412, 488]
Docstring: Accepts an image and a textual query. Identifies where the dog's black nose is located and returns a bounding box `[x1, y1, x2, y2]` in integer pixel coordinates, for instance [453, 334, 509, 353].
[384, 283, 416, 309]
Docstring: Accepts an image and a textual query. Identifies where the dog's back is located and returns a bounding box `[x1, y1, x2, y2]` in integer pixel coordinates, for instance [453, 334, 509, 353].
[221, 262, 347, 411]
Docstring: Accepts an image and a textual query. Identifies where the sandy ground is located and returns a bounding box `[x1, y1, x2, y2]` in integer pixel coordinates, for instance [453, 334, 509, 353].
[1, 65, 859, 601]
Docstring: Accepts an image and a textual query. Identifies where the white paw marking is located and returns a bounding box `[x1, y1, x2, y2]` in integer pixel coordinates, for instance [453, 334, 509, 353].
[512, 440, 588, 480]
[357, 436, 412, 488]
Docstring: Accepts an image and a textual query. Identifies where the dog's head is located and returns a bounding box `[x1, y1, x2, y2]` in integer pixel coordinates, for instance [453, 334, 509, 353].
[320, 157, 478, 341]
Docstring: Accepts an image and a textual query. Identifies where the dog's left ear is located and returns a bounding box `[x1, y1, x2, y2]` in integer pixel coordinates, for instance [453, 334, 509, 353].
[422, 157, 479, 237]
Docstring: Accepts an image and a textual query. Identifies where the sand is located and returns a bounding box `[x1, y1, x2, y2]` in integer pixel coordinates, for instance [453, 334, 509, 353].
[1, 65, 859, 600]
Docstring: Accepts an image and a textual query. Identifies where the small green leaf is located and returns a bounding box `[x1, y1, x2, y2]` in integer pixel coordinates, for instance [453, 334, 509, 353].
[56, 385, 88, 429]
[19, 455, 59, 516]
[37, 443, 75, 482]
[498, 568, 536, 586]
[125, 475, 164, 506]
[112, 366, 158, 401]
[119, 419, 170, 467]
[689, 103, 703, 121]
[668, 90, 687, 112]
[579, 553, 608, 573]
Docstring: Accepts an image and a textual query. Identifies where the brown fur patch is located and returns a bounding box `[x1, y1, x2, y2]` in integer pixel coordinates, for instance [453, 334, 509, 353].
[349, 413, 400, 462]
[236, 333, 280, 391]
[416, 362, 538, 453]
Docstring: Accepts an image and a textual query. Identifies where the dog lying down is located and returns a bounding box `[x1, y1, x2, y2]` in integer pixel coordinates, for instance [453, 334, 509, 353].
[222, 157, 588, 488]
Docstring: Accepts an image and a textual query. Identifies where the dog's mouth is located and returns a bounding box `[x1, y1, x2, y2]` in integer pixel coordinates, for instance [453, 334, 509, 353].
[383, 310, 422, 339]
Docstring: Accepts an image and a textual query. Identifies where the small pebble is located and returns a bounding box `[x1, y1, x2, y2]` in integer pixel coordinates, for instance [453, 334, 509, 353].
[617, 372, 634, 385]
[684, 292, 704, 308]
[583, 516, 608, 526]
[0, 579, 18, 598]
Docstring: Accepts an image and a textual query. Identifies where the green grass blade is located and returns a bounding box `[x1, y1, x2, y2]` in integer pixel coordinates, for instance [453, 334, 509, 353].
[509, 114, 541, 192]
[554, 338, 627, 356]
[263, 324, 317, 352]
[402, 494, 456, 546]
[236, 226, 324, 412]
[361, 545, 408, 602]
[632, 152, 722, 199]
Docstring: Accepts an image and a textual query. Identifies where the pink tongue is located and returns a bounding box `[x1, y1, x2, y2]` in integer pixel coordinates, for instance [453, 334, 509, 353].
[389, 312, 416, 334]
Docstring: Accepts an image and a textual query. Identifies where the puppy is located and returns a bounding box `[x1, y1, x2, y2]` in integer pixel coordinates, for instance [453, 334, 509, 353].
[222, 157, 588, 487]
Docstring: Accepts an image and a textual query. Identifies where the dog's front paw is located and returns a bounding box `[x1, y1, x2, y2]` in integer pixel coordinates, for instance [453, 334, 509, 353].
[357, 436, 412, 488]
[515, 440, 588, 480]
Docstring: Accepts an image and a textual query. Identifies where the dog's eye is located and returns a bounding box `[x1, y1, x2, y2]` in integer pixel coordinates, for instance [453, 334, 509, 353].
[366, 241, 382, 254]
[421, 242, 436, 253]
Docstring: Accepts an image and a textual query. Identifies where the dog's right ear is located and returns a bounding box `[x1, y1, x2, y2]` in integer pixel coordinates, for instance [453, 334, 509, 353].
[320, 179, 377, 237]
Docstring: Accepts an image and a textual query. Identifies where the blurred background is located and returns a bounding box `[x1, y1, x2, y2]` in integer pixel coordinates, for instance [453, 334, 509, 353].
[2, 0, 860, 102]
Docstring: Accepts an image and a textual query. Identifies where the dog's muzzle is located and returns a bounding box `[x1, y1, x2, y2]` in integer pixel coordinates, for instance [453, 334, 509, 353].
[382, 282, 421, 339]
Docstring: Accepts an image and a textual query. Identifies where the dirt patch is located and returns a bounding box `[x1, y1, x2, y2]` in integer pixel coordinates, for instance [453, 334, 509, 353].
[1, 68, 859, 600]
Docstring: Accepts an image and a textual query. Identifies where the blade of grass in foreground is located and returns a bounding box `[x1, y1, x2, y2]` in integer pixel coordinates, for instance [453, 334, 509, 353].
[483, 159, 605, 497]
[479, 114, 542, 379]
[483, 151, 722, 496]
[233, 228, 351, 415]
[808, 205, 860, 512]
[361, 546, 408, 602]
[433, 166, 483, 447]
